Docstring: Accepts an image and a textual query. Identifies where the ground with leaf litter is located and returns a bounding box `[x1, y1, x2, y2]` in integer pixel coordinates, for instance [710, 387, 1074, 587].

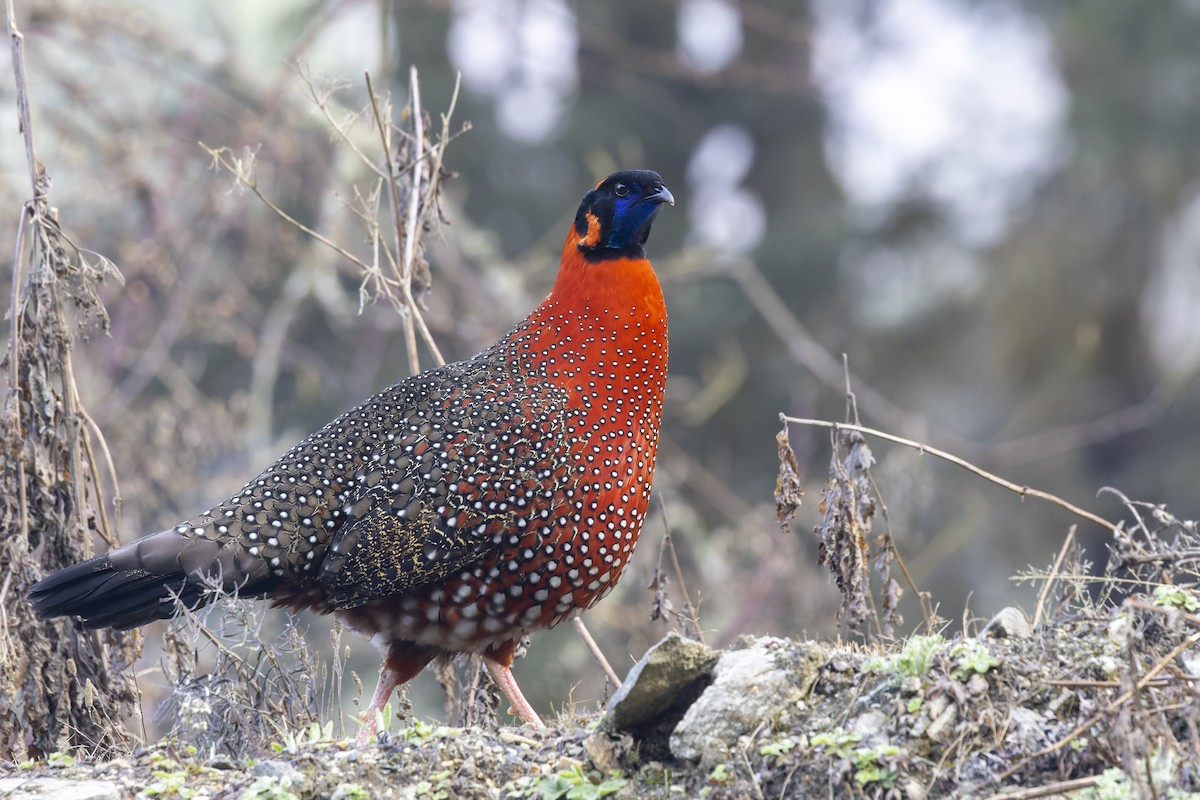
[4, 582, 1198, 799]
[7, 433, 1200, 798]
[7, 428, 1200, 797]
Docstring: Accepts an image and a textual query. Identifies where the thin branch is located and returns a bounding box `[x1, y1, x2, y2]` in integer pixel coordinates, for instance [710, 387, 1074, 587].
[396, 67, 444, 367]
[783, 416, 1120, 534]
[7, 0, 39, 198]
[1014, 572, 1184, 590]
[867, 468, 936, 630]
[571, 617, 622, 688]
[1044, 678, 1177, 689]
[200, 143, 373, 274]
[737, 735, 767, 800]
[1033, 525, 1076, 629]
[8, 201, 25, 390]
[405, 73, 465, 364]
[655, 496, 705, 645]
[80, 404, 121, 547]
[8, 204, 29, 543]
[422, 72, 462, 224]
[993, 615, 1200, 784]
[6, 0, 36, 546]
[665, 530, 704, 645]
[980, 774, 1105, 800]
[364, 67, 446, 371]
[990, 384, 1176, 468]
[365, 70, 419, 373]
[65, 363, 117, 549]
[300, 67, 388, 179]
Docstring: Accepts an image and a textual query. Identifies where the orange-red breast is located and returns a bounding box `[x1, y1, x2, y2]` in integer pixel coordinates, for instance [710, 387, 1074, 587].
[30, 170, 674, 737]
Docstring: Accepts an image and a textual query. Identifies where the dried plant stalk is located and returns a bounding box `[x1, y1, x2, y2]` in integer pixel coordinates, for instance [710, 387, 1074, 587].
[1, 10, 137, 762]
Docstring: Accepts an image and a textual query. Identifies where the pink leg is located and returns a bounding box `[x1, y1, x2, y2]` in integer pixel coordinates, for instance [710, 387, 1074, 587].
[356, 643, 436, 745]
[485, 641, 545, 728]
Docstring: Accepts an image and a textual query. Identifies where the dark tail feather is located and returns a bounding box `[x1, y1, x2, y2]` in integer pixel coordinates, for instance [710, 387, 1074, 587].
[29, 553, 194, 630]
[29, 529, 274, 631]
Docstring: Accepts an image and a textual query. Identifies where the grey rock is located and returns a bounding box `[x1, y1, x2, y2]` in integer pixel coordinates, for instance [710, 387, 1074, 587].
[251, 759, 306, 789]
[850, 709, 889, 743]
[983, 607, 1032, 639]
[925, 700, 958, 742]
[0, 779, 122, 800]
[603, 632, 718, 762]
[1006, 706, 1048, 749]
[584, 730, 632, 774]
[606, 632, 719, 732]
[670, 637, 806, 765]
[903, 778, 928, 800]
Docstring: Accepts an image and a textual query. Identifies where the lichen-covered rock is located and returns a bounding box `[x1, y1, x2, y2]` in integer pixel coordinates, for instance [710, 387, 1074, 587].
[669, 637, 813, 765]
[605, 631, 718, 758]
[607, 632, 718, 730]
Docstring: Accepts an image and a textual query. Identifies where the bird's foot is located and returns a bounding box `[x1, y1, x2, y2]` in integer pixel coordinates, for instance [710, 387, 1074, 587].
[485, 657, 546, 728]
[354, 716, 377, 747]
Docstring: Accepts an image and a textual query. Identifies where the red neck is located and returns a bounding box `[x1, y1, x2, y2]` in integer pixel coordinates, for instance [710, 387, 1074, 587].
[541, 234, 667, 335]
[500, 231, 669, 405]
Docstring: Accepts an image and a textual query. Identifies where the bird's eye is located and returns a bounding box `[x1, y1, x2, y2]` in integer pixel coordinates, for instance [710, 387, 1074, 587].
[614, 183, 630, 198]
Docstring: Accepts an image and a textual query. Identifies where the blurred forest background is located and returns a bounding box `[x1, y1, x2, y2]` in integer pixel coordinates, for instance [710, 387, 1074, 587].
[4, 0, 1200, 730]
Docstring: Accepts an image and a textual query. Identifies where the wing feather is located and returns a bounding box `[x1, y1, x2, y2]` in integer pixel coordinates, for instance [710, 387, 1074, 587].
[317, 360, 574, 609]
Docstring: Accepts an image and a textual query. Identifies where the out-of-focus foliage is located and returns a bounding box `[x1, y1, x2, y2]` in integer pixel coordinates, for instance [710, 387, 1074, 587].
[4, 0, 1200, 729]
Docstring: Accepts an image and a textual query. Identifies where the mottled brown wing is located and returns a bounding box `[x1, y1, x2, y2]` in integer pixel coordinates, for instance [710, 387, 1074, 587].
[317, 374, 575, 610]
[317, 494, 489, 609]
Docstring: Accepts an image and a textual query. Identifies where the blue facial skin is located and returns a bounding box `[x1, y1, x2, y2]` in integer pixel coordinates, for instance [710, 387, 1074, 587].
[573, 170, 674, 260]
[607, 193, 659, 248]
[604, 177, 674, 249]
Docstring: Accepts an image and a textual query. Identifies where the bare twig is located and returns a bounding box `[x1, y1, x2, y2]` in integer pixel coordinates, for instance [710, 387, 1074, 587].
[401, 73, 466, 364]
[702, 254, 1176, 472]
[783, 416, 1120, 534]
[6, 0, 35, 546]
[7, 0, 38, 197]
[78, 404, 120, 547]
[842, 353, 860, 426]
[1033, 525, 1076, 628]
[397, 69, 449, 367]
[839, 352, 934, 632]
[654, 496, 705, 644]
[571, 617, 622, 688]
[8, 202, 29, 543]
[737, 736, 767, 800]
[366, 70, 420, 373]
[990, 384, 1176, 468]
[200, 143, 373, 274]
[53, 279, 86, 551]
[365, 67, 447, 368]
[1043, 678, 1178, 689]
[981, 774, 1105, 800]
[300, 68, 387, 179]
[421, 72, 463, 227]
[865, 469, 935, 630]
[868, 470, 940, 633]
[993, 619, 1200, 784]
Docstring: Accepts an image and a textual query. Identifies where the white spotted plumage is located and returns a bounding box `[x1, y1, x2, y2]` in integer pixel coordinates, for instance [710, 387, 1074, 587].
[28, 171, 673, 735]
[154, 296, 666, 654]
